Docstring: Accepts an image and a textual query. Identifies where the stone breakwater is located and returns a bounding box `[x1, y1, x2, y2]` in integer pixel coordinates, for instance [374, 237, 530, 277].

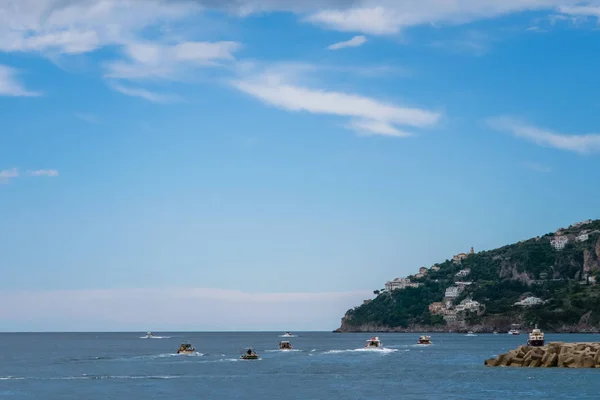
[485, 342, 600, 368]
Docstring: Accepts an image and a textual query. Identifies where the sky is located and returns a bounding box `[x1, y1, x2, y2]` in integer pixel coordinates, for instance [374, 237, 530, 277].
[1, 0, 600, 332]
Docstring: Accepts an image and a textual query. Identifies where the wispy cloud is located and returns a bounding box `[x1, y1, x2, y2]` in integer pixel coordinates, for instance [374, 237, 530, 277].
[108, 83, 181, 103]
[27, 169, 59, 177]
[231, 67, 440, 137]
[307, 7, 400, 34]
[558, 5, 600, 19]
[0, 65, 40, 97]
[0, 168, 19, 184]
[0, 287, 372, 331]
[104, 41, 242, 81]
[487, 117, 600, 154]
[327, 35, 368, 50]
[522, 162, 552, 173]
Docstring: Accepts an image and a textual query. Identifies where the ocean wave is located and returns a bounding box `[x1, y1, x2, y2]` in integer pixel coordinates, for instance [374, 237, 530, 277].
[264, 349, 302, 353]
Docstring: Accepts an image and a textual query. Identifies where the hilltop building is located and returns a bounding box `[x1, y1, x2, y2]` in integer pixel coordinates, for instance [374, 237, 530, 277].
[550, 236, 569, 250]
[453, 247, 475, 263]
[514, 296, 544, 307]
[384, 277, 420, 292]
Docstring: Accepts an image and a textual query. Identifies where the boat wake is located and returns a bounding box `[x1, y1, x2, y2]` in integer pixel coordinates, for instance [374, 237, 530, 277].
[323, 348, 398, 355]
[264, 349, 302, 353]
[278, 335, 298, 338]
[139, 335, 170, 339]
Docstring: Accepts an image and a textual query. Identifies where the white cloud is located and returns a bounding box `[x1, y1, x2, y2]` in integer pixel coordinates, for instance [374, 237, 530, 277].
[310, 7, 400, 34]
[108, 83, 181, 103]
[231, 69, 440, 137]
[105, 41, 242, 80]
[0, 287, 372, 331]
[0, 167, 19, 184]
[487, 117, 600, 154]
[558, 5, 600, 18]
[0, 65, 40, 97]
[27, 169, 59, 177]
[327, 35, 368, 50]
[0, 0, 202, 54]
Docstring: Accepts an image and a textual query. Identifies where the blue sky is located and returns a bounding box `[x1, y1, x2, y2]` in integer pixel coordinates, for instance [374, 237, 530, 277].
[1, 0, 600, 331]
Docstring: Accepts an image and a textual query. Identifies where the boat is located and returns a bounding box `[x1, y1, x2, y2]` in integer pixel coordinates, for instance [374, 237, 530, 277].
[365, 337, 382, 348]
[508, 324, 521, 335]
[146, 332, 154, 338]
[418, 335, 432, 345]
[176, 343, 196, 354]
[281, 332, 294, 337]
[527, 325, 545, 346]
[279, 341, 293, 350]
[240, 348, 260, 360]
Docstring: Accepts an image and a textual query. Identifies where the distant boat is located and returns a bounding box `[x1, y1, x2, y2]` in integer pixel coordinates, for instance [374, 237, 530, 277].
[418, 335, 432, 345]
[281, 332, 294, 337]
[365, 337, 382, 348]
[240, 348, 260, 360]
[527, 325, 545, 346]
[147, 332, 154, 338]
[466, 331, 477, 336]
[279, 341, 293, 350]
[176, 343, 196, 354]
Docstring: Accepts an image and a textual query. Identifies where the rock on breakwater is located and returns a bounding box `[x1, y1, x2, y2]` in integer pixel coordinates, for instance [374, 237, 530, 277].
[485, 342, 600, 368]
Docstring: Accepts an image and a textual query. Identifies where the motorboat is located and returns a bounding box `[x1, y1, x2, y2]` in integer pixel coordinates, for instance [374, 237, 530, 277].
[365, 337, 382, 348]
[466, 331, 477, 336]
[176, 343, 196, 354]
[527, 325, 545, 346]
[240, 348, 260, 360]
[418, 335, 432, 345]
[279, 341, 293, 350]
[147, 332, 154, 337]
[508, 324, 521, 335]
[281, 332, 294, 337]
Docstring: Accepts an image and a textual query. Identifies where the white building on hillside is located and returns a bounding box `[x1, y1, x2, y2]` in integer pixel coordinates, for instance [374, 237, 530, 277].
[455, 299, 481, 312]
[550, 236, 569, 250]
[514, 296, 544, 307]
[445, 286, 461, 298]
[385, 277, 419, 291]
[576, 231, 590, 242]
[455, 268, 471, 278]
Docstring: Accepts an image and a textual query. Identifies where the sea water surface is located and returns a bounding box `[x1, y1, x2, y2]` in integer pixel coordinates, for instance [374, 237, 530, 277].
[1, 332, 600, 399]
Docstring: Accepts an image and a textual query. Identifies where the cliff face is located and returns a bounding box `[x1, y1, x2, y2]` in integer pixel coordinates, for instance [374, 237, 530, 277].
[337, 219, 600, 333]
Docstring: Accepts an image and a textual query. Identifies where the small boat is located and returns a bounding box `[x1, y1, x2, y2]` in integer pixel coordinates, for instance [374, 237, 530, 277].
[240, 348, 260, 360]
[418, 335, 432, 345]
[365, 337, 382, 348]
[146, 332, 154, 338]
[176, 343, 196, 354]
[527, 325, 545, 346]
[279, 341, 293, 350]
[281, 332, 294, 337]
[466, 331, 477, 336]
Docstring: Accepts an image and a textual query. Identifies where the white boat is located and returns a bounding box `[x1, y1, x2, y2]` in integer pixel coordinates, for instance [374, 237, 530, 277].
[279, 341, 293, 350]
[418, 335, 432, 345]
[527, 325, 545, 346]
[508, 324, 521, 335]
[146, 332, 154, 338]
[365, 337, 382, 348]
[280, 332, 297, 337]
[466, 331, 477, 336]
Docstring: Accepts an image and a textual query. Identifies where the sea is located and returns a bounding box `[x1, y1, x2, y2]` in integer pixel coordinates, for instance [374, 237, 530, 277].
[1, 332, 600, 399]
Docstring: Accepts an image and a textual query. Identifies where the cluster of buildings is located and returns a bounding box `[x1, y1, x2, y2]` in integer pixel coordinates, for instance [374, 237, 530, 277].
[550, 229, 598, 250]
[514, 296, 544, 307]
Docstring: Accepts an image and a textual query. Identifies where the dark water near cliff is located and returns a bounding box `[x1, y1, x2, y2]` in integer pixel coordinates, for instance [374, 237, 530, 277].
[1, 332, 600, 399]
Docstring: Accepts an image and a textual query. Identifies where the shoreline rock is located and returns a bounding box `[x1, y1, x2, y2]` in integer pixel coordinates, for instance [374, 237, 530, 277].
[485, 342, 600, 368]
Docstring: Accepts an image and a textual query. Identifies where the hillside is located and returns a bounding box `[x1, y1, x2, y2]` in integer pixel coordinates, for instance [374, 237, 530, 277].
[336, 219, 600, 333]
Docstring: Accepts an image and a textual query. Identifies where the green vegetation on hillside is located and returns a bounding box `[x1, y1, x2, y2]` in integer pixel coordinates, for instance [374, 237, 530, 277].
[341, 220, 600, 331]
